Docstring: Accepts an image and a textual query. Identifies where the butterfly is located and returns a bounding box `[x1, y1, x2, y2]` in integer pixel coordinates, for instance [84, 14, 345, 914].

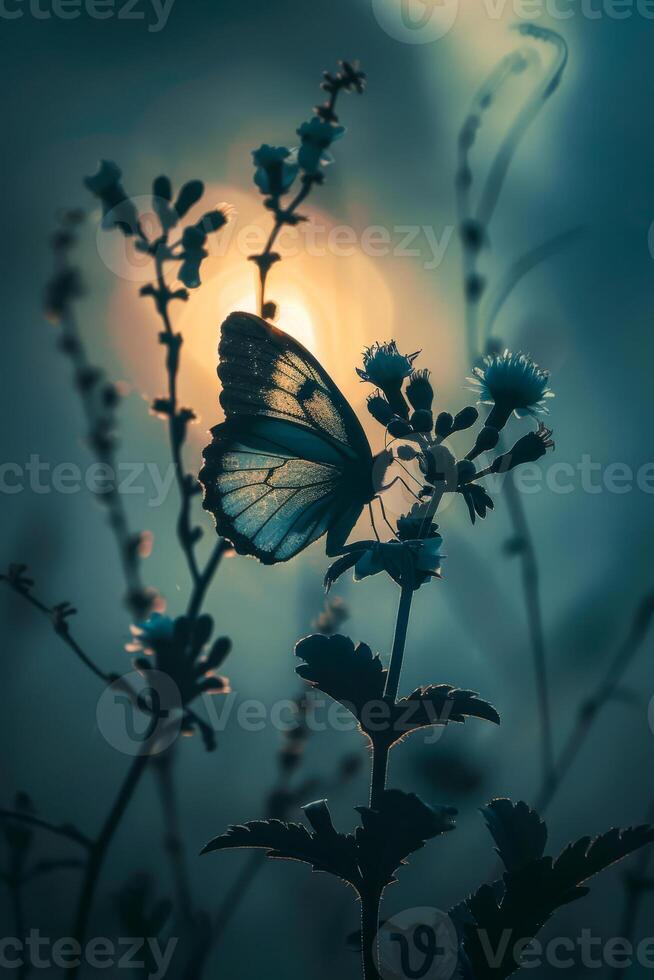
[200, 312, 387, 564]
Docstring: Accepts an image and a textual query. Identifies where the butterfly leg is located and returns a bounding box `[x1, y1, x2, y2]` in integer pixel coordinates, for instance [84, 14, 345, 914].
[373, 495, 399, 539]
[368, 502, 381, 542]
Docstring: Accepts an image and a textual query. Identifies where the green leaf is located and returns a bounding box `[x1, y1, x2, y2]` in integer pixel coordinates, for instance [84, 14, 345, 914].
[201, 815, 362, 890]
[356, 790, 457, 891]
[202, 792, 456, 896]
[462, 806, 654, 979]
[295, 633, 385, 721]
[387, 685, 500, 748]
[481, 799, 547, 871]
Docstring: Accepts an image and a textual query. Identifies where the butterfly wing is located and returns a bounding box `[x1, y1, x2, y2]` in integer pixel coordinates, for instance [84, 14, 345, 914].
[200, 312, 374, 564]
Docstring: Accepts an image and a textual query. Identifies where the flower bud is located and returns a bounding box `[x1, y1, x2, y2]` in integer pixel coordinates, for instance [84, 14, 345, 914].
[491, 423, 554, 472]
[388, 418, 413, 438]
[435, 412, 453, 438]
[406, 369, 434, 412]
[452, 406, 479, 432]
[410, 409, 433, 433]
[467, 425, 499, 461]
[367, 391, 394, 426]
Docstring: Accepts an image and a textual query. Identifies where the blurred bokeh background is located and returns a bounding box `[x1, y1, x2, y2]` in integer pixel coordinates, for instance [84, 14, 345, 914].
[2, 0, 654, 976]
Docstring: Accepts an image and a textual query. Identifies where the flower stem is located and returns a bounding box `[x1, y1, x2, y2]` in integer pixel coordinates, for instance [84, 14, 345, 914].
[361, 888, 382, 980]
[503, 472, 554, 787]
[68, 750, 150, 978]
[384, 583, 414, 705]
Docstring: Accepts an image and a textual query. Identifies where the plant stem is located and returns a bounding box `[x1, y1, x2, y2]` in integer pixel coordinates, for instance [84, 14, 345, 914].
[153, 747, 194, 923]
[361, 888, 382, 980]
[153, 245, 202, 586]
[384, 584, 414, 705]
[503, 472, 554, 786]
[69, 750, 150, 978]
[369, 584, 414, 811]
[0, 811, 91, 849]
[536, 594, 654, 813]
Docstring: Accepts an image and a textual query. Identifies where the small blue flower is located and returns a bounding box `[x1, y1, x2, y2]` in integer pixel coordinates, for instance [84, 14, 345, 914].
[357, 341, 419, 388]
[353, 535, 445, 590]
[297, 118, 345, 174]
[252, 144, 299, 197]
[128, 613, 230, 708]
[467, 350, 553, 430]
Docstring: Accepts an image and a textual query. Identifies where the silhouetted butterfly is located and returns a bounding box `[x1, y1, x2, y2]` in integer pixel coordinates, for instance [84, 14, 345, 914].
[200, 312, 384, 564]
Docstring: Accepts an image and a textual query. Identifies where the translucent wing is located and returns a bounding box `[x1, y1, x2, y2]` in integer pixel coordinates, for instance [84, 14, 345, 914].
[217, 311, 372, 461]
[200, 313, 374, 564]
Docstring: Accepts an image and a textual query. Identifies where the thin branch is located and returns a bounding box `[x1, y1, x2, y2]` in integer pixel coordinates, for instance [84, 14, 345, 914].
[0, 811, 91, 850]
[46, 228, 153, 620]
[536, 594, 654, 812]
[503, 470, 554, 784]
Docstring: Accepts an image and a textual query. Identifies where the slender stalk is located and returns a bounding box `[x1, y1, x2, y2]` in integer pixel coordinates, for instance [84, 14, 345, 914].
[53, 280, 150, 619]
[0, 811, 91, 850]
[212, 852, 266, 939]
[153, 747, 194, 923]
[536, 594, 654, 813]
[68, 749, 150, 978]
[0, 580, 112, 685]
[153, 245, 201, 587]
[361, 888, 382, 980]
[383, 584, 414, 705]
[503, 472, 554, 784]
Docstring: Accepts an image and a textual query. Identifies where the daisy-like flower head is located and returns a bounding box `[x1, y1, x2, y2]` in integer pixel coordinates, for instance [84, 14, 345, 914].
[357, 341, 419, 388]
[467, 350, 553, 431]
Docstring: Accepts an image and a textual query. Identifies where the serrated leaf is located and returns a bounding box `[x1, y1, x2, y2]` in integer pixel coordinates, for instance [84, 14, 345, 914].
[202, 791, 456, 897]
[201, 817, 362, 889]
[356, 790, 457, 890]
[463, 808, 654, 979]
[481, 799, 547, 871]
[295, 633, 385, 720]
[295, 635, 499, 748]
[387, 685, 500, 748]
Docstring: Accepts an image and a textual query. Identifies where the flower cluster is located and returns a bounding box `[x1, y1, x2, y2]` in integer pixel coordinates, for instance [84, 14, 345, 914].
[128, 613, 231, 747]
[341, 342, 557, 589]
[84, 161, 230, 289]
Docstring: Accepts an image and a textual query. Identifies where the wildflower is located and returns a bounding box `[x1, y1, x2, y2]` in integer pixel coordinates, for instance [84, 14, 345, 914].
[366, 390, 394, 427]
[467, 350, 553, 430]
[353, 533, 445, 590]
[357, 341, 419, 418]
[297, 117, 345, 174]
[84, 160, 140, 236]
[491, 423, 555, 473]
[252, 144, 299, 197]
[128, 613, 230, 708]
[406, 369, 434, 412]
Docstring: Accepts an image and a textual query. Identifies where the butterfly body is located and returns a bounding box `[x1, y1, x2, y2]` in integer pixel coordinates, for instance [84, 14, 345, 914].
[200, 312, 377, 564]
